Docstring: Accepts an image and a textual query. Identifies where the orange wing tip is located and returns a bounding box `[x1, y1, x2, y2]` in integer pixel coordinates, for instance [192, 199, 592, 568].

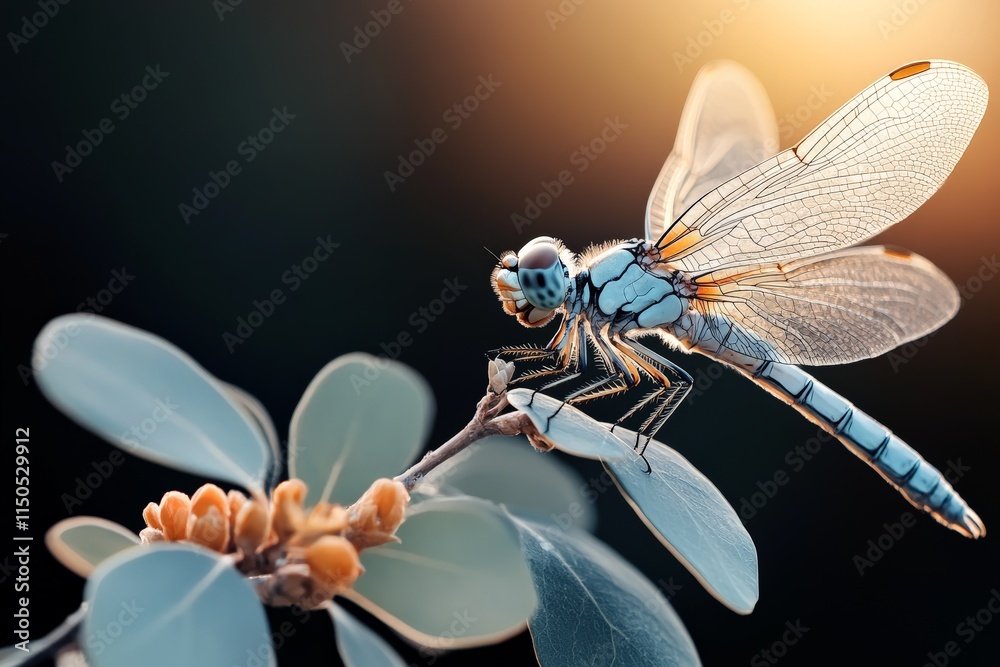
[882, 247, 913, 260]
[889, 61, 931, 81]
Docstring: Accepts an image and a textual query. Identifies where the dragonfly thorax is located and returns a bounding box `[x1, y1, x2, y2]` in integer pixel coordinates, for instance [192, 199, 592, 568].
[578, 240, 687, 330]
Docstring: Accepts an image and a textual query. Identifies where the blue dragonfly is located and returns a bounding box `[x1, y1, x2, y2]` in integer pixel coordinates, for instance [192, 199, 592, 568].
[492, 60, 987, 538]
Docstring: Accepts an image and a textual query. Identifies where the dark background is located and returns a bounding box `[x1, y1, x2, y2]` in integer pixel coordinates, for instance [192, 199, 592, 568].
[2, 1, 999, 665]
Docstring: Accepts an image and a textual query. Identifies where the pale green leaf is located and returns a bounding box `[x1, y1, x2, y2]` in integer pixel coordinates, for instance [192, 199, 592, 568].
[289, 353, 433, 508]
[512, 515, 701, 667]
[507, 389, 626, 460]
[421, 435, 596, 532]
[330, 603, 407, 667]
[45, 517, 139, 578]
[604, 427, 758, 614]
[347, 497, 536, 648]
[83, 544, 273, 667]
[33, 315, 271, 494]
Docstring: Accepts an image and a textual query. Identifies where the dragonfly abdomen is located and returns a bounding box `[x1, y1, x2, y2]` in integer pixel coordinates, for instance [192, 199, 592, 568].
[708, 349, 984, 538]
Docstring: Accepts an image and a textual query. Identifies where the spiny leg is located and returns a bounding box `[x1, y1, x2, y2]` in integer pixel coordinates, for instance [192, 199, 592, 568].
[611, 336, 692, 458]
[489, 314, 576, 387]
[547, 327, 650, 462]
[528, 319, 586, 395]
[515, 318, 588, 423]
[565, 324, 639, 403]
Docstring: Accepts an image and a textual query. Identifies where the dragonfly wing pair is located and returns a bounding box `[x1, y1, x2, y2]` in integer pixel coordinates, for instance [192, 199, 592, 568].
[639, 60, 986, 537]
[648, 60, 986, 366]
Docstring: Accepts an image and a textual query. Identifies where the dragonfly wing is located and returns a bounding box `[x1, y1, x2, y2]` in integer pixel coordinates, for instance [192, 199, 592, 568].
[646, 60, 778, 241]
[691, 245, 960, 365]
[657, 61, 988, 273]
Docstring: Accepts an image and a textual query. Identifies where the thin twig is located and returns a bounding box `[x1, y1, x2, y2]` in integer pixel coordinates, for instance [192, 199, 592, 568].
[394, 387, 539, 491]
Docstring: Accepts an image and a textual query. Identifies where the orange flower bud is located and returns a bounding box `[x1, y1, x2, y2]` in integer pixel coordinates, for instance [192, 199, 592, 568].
[189, 505, 230, 553]
[234, 499, 269, 556]
[353, 478, 409, 534]
[271, 479, 307, 542]
[142, 502, 162, 531]
[227, 489, 247, 518]
[350, 503, 378, 534]
[306, 535, 362, 593]
[371, 479, 409, 533]
[158, 491, 191, 541]
[289, 502, 349, 547]
[191, 484, 230, 520]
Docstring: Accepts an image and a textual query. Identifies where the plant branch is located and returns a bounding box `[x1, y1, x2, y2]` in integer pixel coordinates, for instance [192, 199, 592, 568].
[394, 386, 540, 492]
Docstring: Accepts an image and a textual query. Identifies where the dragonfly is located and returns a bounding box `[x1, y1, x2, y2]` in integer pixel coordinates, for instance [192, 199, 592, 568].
[491, 60, 987, 538]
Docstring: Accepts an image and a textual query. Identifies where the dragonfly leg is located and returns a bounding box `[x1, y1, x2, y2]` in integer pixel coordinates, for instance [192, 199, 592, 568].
[492, 314, 579, 389]
[610, 336, 693, 453]
[488, 344, 556, 363]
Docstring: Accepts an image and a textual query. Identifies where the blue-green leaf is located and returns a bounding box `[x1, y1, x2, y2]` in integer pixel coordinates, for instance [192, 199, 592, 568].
[330, 603, 407, 667]
[604, 427, 758, 614]
[33, 315, 271, 494]
[512, 515, 701, 667]
[45, 517, 139, 578]
[347, 497, 537, 648]
[289, 353, 433, 508]
[83, 544, 273, 667]
[507, 389, 626, 460]
[421, 435, 596, 532]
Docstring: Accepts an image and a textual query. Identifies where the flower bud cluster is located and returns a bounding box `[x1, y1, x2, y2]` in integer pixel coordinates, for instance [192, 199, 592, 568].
[141, 477, 409, 604]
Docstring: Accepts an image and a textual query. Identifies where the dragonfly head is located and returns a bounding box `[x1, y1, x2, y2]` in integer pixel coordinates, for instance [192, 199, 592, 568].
[491, 236, 572, 328]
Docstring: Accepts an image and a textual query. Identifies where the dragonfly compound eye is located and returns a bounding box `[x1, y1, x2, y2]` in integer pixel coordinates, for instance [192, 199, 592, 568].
[518, 240, 568, 310]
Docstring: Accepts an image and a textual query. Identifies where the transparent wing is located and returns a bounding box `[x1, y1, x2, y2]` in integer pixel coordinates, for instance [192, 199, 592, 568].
[691, 246, 960, 365]
[657, 61, 988, 272]
[645, 60, 778, 241]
